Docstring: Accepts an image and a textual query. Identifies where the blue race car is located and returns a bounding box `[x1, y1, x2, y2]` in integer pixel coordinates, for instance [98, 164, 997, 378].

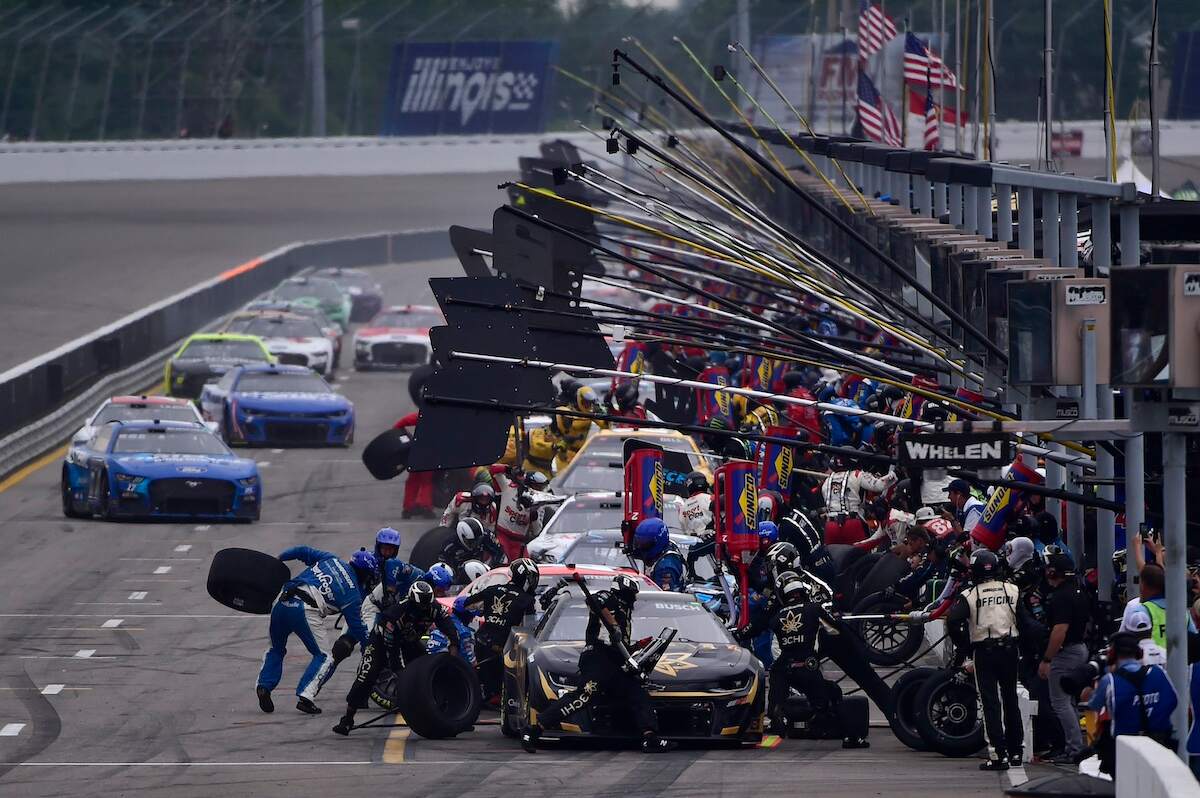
[199, 363, 354, 447]
[61, 420, 261, 521]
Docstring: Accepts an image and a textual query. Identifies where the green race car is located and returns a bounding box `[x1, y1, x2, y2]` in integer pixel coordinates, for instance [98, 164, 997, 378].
[268, 276, 353, 332]
[164, 333, 274, 399]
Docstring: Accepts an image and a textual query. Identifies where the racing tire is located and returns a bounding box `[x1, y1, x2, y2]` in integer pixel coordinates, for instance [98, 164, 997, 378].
[888, 667, 937, 751]
[912, 668, 985, 757]
[206, 547, 291, 615]
[851, 593, 923, 666]
[409, 526, 455, 570]
[852, 554, 911, 607]
[61, 469, 84, 518]
[397, 652, 481, 739]
[95, 469, 112, 520]
[826, 544, 863, 574]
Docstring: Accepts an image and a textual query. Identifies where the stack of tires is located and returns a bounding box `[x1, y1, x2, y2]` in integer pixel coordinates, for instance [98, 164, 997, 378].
[889, 667, 985, 757]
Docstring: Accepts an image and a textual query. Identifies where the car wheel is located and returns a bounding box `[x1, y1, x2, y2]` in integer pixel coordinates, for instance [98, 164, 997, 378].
[61, 469, 84, 518]
[95, 470, 112, 520]
[851, 593, 923, 666]
[207, 547, 291, 614]
[888, 667, 937, 751]
[395, 652, 481, 739]
[913, 668, 985, 757]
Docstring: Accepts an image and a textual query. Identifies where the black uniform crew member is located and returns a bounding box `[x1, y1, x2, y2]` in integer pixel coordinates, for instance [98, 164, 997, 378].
[520, 574, 676, 754]
[945, 549, 1024, 770]
[1038, 553, 1093, 763]
[332, 581, 460, 736]
[455, 558, 540, 700]
[743, 571, 853, 743]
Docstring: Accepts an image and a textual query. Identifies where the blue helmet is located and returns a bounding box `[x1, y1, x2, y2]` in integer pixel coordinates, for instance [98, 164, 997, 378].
[376, 527, 401, 547]
[349, 548, 379, 590]
[757, 521, 779, 546]
[426, 562, 453, 592]
[632, 517, 670, 560]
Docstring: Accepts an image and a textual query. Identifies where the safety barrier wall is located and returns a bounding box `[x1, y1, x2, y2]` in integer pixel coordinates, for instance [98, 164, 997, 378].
[1116, 736, 1200, 798]
[0, 228, 452, 472]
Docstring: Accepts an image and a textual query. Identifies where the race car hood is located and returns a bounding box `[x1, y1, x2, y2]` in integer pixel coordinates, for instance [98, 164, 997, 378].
[261, 337, 327, 353]
[533, 640, 757, 685]
[355, 326, 431, 340]
[110, 453, 258, 478]
[232, 391, 351, 414]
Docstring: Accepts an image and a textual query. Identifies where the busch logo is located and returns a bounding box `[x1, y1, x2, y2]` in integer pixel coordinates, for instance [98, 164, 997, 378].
[399, 56, 538, 125]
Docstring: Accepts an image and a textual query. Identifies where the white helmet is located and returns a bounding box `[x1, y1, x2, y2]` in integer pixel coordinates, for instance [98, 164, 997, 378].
[462, 559, 488, 582]
[456, 517, 485, 550]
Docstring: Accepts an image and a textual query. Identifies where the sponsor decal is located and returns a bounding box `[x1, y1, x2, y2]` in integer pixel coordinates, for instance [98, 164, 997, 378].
[897, 432, 1014, 467]
[1168, 406, 1200, 427]
[1185, 273, 1200, 297]
[1055, 401, 1079, 420]
[1064, 284, 1107, 305]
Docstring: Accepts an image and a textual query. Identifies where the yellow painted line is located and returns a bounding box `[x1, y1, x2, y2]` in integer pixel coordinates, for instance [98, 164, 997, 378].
[757, 734, 782, 749]
[0, 445, 67, 494]
[382, 725, 410, 764]
[0, 380, 166, 494]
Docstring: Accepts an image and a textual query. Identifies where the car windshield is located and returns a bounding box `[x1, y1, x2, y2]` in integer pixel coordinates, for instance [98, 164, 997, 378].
[272, 279, 342, 303]
[560, 538, 630, 569]
[372, 310, 441, 328]
[322, 271, 373, 291]
[554, 454, 625, 492]
[95, 405, 197, 424]
[543, 596, 731, 644]
[545, 498, 680, 537]
[237, 372, 330, 393]
[178, 340, 267, 361]
[227, 317, 323, 339]
[112, 428, 231, 455]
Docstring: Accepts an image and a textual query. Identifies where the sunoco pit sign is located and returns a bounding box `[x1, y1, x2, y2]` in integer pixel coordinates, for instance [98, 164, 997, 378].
[382, 40, 558, 136]
[897, 432, 1015, 468]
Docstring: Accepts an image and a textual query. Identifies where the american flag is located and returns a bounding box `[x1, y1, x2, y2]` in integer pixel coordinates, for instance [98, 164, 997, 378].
[923, 84, 940, 151]
[903, 32, 959, 90]
[857, 0, 897, 61]
[857, 72, 902, 147]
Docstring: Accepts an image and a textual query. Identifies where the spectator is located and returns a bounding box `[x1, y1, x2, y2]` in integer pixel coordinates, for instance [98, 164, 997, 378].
[1038, 553, 1092, 763]
[1088, 632, 1178, 776]
[1120, 563, 1195, 651]
[944, 478, 984, 536]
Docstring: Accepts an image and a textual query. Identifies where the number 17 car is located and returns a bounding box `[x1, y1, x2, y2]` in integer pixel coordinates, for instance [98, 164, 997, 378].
[61, 420, 261, 521]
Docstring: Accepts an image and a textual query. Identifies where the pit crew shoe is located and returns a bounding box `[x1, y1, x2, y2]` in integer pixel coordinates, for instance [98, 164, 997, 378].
[979, 758, 1009, 771]
[332, 717, 353, 736]
[1008, 751, 1023, 767]
[256, 686, 274, 713]
[842, 737, 870, 749]
[641, 735, 677, 753]
[296, 697, 322, 715]
[520, 724, 541, 753]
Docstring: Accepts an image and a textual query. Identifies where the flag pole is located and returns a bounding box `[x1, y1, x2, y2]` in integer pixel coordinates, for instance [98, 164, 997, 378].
[807, 0, 819, 132]
[841, 23, 849, 135]
[954, 0, 962, 151]
[938, 0, 946, 150]
[900, 17, 908, 147]
[972, 0, 982, 157]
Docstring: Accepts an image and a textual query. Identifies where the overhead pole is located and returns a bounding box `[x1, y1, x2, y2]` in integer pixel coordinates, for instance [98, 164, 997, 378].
[30, 6, 109, 141]
[305, 0, 326, 136]
[64, 10, 122, 139]
[1043, 0, 1052, 167]
[1149, 0, 1161, 198]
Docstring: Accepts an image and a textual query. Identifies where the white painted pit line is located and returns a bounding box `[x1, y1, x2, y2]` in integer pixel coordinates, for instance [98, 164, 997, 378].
[101, 619, 123, 628]
[153, 566, 172, 575]
[0, 724, 24, 737]
[128, 592, 147, 600]
[193, 525, 210, 532]
[40, 685, 64, 695]
[174, 544, 192, 553]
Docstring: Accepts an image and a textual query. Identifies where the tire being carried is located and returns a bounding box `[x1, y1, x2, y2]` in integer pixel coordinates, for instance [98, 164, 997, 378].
[913, 668, 985, 757]
[851, 592, 923, 666]
[207, 548, 291, 615]
[888, 666, 937, 751]
[409, 526, 455, 570]
[397, 652, 481, 739]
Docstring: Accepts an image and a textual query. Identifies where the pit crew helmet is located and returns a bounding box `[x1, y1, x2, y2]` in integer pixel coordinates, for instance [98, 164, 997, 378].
[767, 541, 800, 573]
[757, 521, 779, 547]
[462, 560, 489, 582]
[632, 517, 670, 560]
[374, 527, 401, 559]
[684, 470, 710, 496]
[349, 548, 379, 591]
[470, 483, 495, 513]
[970, 549, 1000, 582]
[612, 572, 640, 602]
[426, 562, 454, 592]
[509, 558, 540, 593]
[407, 580, 434, 608]
[457, 517, 486, 551]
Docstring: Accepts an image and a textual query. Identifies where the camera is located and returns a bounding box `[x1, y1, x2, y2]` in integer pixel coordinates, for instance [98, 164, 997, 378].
[1058, 659, 1102, 700]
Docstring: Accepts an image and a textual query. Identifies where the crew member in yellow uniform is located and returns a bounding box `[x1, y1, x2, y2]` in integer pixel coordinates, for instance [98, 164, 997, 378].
[553, 385, 606, 470]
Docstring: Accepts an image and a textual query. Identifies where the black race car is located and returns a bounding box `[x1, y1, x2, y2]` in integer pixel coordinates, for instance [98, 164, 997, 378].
[501, 588, 764, 745]
[314, 267, 384, 322]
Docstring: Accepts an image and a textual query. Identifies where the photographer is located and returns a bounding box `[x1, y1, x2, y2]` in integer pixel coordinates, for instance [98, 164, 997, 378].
[1085, 632, 1178, 776]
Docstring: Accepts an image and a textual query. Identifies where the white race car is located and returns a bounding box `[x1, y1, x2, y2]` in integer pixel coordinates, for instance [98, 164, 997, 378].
[353, 305, 443, 370]
[70, 395, 216, 449]
[222, 312, 335, 376]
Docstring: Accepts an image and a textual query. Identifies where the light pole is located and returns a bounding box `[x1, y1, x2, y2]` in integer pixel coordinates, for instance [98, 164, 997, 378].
[136, 3, 209, 138]
[30, 6, 108, 141]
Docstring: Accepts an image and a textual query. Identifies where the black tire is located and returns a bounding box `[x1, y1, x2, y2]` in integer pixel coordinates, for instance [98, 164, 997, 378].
[409, 526, 455, 570]
[361, 428, 412, 481]
[889, 667, 937, 751]
[826, 544, 863, 574]
[95, 469, 112, 520]
[206, 548, 291, 614]
[397, 652, 482, 739]
[61, 469, 84, 518]
[913, 668, 985, 757]
[851, 593, 924, 666]
[852, 554, 911, 607]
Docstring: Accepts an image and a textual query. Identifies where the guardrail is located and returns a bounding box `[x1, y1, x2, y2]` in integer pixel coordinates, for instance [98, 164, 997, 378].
[1116, 736, 1200, 797]
[0, 228, 452, 480]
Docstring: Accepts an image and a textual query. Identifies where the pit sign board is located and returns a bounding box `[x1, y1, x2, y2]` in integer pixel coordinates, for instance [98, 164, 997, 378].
[897, 431, 1015, 468]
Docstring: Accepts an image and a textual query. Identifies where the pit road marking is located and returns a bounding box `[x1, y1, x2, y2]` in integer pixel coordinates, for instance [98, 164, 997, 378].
[0, 724, 25, 737]
[383, 726, 410, 763]
[153, 566, 172, 575]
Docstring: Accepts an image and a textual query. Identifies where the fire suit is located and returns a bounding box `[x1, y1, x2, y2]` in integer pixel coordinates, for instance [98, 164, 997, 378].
[440, 492, 498, 532]
[257, 546, 369, 701]
[394, 412, 433, 515]
[493, 475, 543, 561]
[821, 468, 897, 545]
[455, 583, 536, 698]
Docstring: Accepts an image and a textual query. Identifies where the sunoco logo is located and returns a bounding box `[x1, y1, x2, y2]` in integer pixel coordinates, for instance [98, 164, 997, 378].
[739, 473, 757, 527]
[398, 56, 538, 125]
[651, 460, 664, 515]
[775, 447, 793, 491]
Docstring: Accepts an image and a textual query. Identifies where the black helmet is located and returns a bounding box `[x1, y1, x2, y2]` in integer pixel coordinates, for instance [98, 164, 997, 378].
[684, 470, 710, 496]
[767, 541, 799, 573]
[509, 557, 540, 593]
[970, 549, 1000, 582]
[407, 580, 434, 608]
[558, 377, 583, 405]
[471, 483, 495, 513]
[1033, 511, 1059, 546]
[456, 517, 485, 550]
[778, 572, 811, 605]
[612, 573, 640, 602]
[614, 381, 639, 411]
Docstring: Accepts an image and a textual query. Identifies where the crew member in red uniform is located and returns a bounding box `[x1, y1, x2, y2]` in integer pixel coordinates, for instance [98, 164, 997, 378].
[394, 412, 434, 519]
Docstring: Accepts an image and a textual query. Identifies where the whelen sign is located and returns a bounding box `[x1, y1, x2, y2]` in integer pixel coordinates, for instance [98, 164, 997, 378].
[897, 432, 1015, 468]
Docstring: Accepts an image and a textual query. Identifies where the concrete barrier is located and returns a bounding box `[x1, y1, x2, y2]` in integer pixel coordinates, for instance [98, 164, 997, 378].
[1116, 736, 1200, 798]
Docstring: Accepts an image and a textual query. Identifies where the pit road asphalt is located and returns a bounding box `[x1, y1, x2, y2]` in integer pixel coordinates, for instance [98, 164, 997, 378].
[0, 257, 1041, 797]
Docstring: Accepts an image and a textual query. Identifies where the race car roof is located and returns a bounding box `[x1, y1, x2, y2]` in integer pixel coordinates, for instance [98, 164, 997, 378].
[182, 332, 265, 344]
[233, 363, 313, 375]
[107, 419, 207, 431]
[109, 395, 191, 406]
